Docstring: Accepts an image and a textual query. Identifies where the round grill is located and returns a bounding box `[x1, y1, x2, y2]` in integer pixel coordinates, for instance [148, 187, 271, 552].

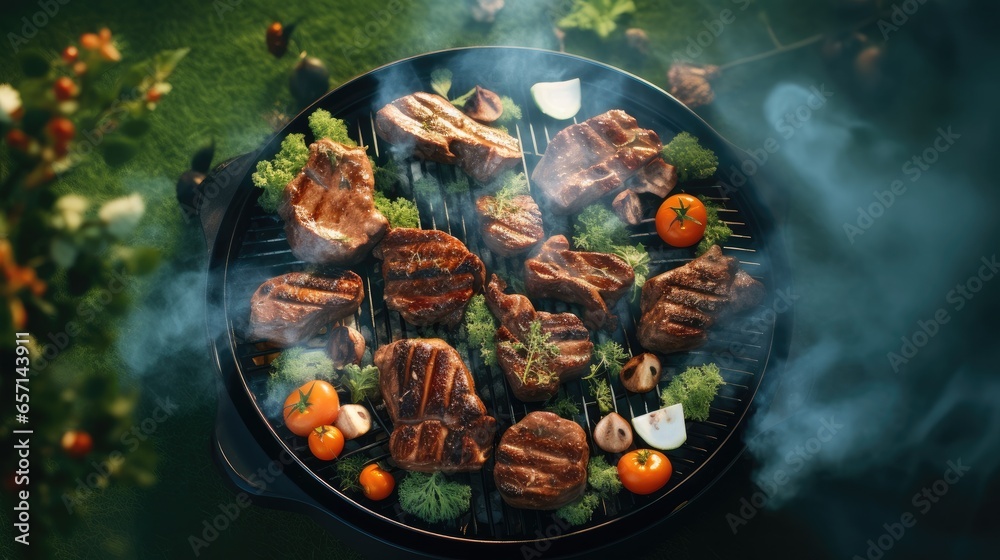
[203, 47, 792, 558]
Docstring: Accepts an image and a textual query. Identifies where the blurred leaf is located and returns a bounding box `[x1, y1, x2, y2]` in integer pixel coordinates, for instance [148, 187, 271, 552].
[18, 51, 50, 77]
[50, 238, 79, 268]
[119, 118, 151, 137]
[123, 247, 161, 275]
[152, 48, 190, 82]
[100, 137, 139, 167]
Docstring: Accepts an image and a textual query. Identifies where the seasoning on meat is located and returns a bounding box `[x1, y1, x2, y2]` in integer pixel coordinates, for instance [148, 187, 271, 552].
[248, 271, 364, 346]
[278, 139, 389, 265]
[375, 92, 521, 183]
[524, 235, 635, 331]
[374, 227, 486, 326]
[475, 193, 545, 257]
[638, 245, 764, 354]
[494, 411, 589, 510]
[376, 338, 497, 473]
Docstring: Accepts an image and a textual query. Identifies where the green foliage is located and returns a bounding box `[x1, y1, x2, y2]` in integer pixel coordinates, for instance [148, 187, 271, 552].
[558, 0, 637, 39]
[573, 204, 629, 253]
[496, 96, 523, 125]
[661, 132, 719, 182]
[373, 157, 402, 189]
[587, 456, 623, 497]
[696, 196, 733, 255]
[556, 493, 601, 526]
[588, 376, 614, 414]
[430, 68, 453, 98]
[398, 472, 472, 524]
[507, 320, 560, 385]
[335, 456, 367, 492]
[444, 174, 470, 195]
[483, 171, 530, 218]
[252, 133, 308, 212]
[267, 347, 335, 391]
[660, 363, 725, 422]
[613, 243, 651, 301]
[308, 109, 355, 146]
[412, 176, 441, 201]
[341, 363, 380, 403]
[545, 396, 581, 419]
[374, 190, 421, 228]
[591, 340, 628, 378]
[462, 294, 498, 366]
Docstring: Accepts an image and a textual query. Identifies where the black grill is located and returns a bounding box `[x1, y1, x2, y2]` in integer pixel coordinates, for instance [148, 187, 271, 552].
[202, 47, 792, 559]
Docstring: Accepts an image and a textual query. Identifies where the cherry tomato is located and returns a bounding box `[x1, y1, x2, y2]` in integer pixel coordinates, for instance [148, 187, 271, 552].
[282, 379, 340, 436]
[655, 193, 707, 247]
[47, 117, 75, 144]
[146, 88, 162, 103]
[307, 425, 345, 460]
[5, 129, 30, 151]
[359, 464, 395, 500]
[61, 430, 94, 458]
[617, 449, 673, 495]
[80, 33, 101, 50]
[62, 45, 79, 64]
[54, 77, 78, 101]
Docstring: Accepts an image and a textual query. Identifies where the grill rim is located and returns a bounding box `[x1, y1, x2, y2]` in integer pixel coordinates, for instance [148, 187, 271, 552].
[203, 46, 795, 558]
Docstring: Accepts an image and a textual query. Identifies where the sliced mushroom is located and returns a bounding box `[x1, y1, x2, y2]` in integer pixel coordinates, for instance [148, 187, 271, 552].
[328, 326, 365, 369]
[619, 353, 662, 393]
[463, 85, 504, 123]
[334, 404, 371, 440]
[612, 189, 643, 225]
[593, 412, 633, 453]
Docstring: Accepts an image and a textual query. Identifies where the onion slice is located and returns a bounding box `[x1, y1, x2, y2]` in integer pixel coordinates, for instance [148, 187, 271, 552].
[530, 78, 581, 120]
[632, 403, 686, 450]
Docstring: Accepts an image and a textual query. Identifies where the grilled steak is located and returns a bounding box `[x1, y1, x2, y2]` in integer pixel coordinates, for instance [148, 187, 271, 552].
[375, 92, 521, 183]
[475, 194, 544, 256]
[374, 228, 486, 326]
[524, 236, 635, 331]
[485, 275, 592, 401]
[625, 157, 677, 199]
[494, 411, 589, 510]
[376, 338, 496, 472]
[532, 110, 662, 214]
[278, 139, 389, 265]
[248, 271, 364, 346]
[638, 245, 765, 354]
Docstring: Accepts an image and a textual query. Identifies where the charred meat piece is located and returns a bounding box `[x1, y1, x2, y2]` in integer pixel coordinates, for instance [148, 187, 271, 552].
[638, 245, 765, 354]
[611, 189, 643, 226]
[625, 157, 677, 199]
[375, 92, 521, 183]
[485, 275, 592, 401]
[525, 236, 635, 331]
[376, 338, 497, 472]
[248, 271, 364, 346]
[278, 139, 389, 265]
[532, 110, 661, 214]
[494, 411, 589, 510]
[374, 228, 486, 326]
[475, 194, 545, 257]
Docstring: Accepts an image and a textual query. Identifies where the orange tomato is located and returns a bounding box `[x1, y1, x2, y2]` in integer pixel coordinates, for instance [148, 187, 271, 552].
[54, 77, 78, 101]
[282, 380, 340, 437]
[308, 425, 345, 460]
[61, 46, 79, 64]
[617, 449, 673, 495]
[655, 194, 707, 247]
[359, 464, 395, 500]
[46, 117, 75, 144]
[61, 430, 93, 458]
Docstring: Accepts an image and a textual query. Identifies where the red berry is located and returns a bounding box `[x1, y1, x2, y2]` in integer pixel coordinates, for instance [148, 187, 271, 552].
[5, 129, 30, 151]
[62, 45, 79, 64]
[61, 430, 93, 458]
[47, 117, 75, 144]
[146, 88, 162, 103]
[54, 76, 78, 101]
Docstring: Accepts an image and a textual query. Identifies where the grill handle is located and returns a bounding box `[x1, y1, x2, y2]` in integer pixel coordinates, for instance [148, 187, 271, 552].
[197, 153, 256, 254]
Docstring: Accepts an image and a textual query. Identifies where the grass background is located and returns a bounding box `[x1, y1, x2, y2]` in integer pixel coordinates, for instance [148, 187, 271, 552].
[2, 0, 997, 559]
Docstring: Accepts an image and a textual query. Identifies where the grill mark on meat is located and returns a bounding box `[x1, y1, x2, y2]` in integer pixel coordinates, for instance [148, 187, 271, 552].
[638, 245, 765, 354]
[524, 235, 635, 331]
[278, 139, 388, 265]
[376, 339, 496, 472]
[532, 110, 662, 214]
[374, 92, 521, 183]
[475, 194, 545, 257]
[248, 271, 364, 347]
[375, 228, 486, 326]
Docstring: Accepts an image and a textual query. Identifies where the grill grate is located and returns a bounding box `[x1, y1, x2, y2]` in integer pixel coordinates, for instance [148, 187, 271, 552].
[222, 108, 776, 542]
